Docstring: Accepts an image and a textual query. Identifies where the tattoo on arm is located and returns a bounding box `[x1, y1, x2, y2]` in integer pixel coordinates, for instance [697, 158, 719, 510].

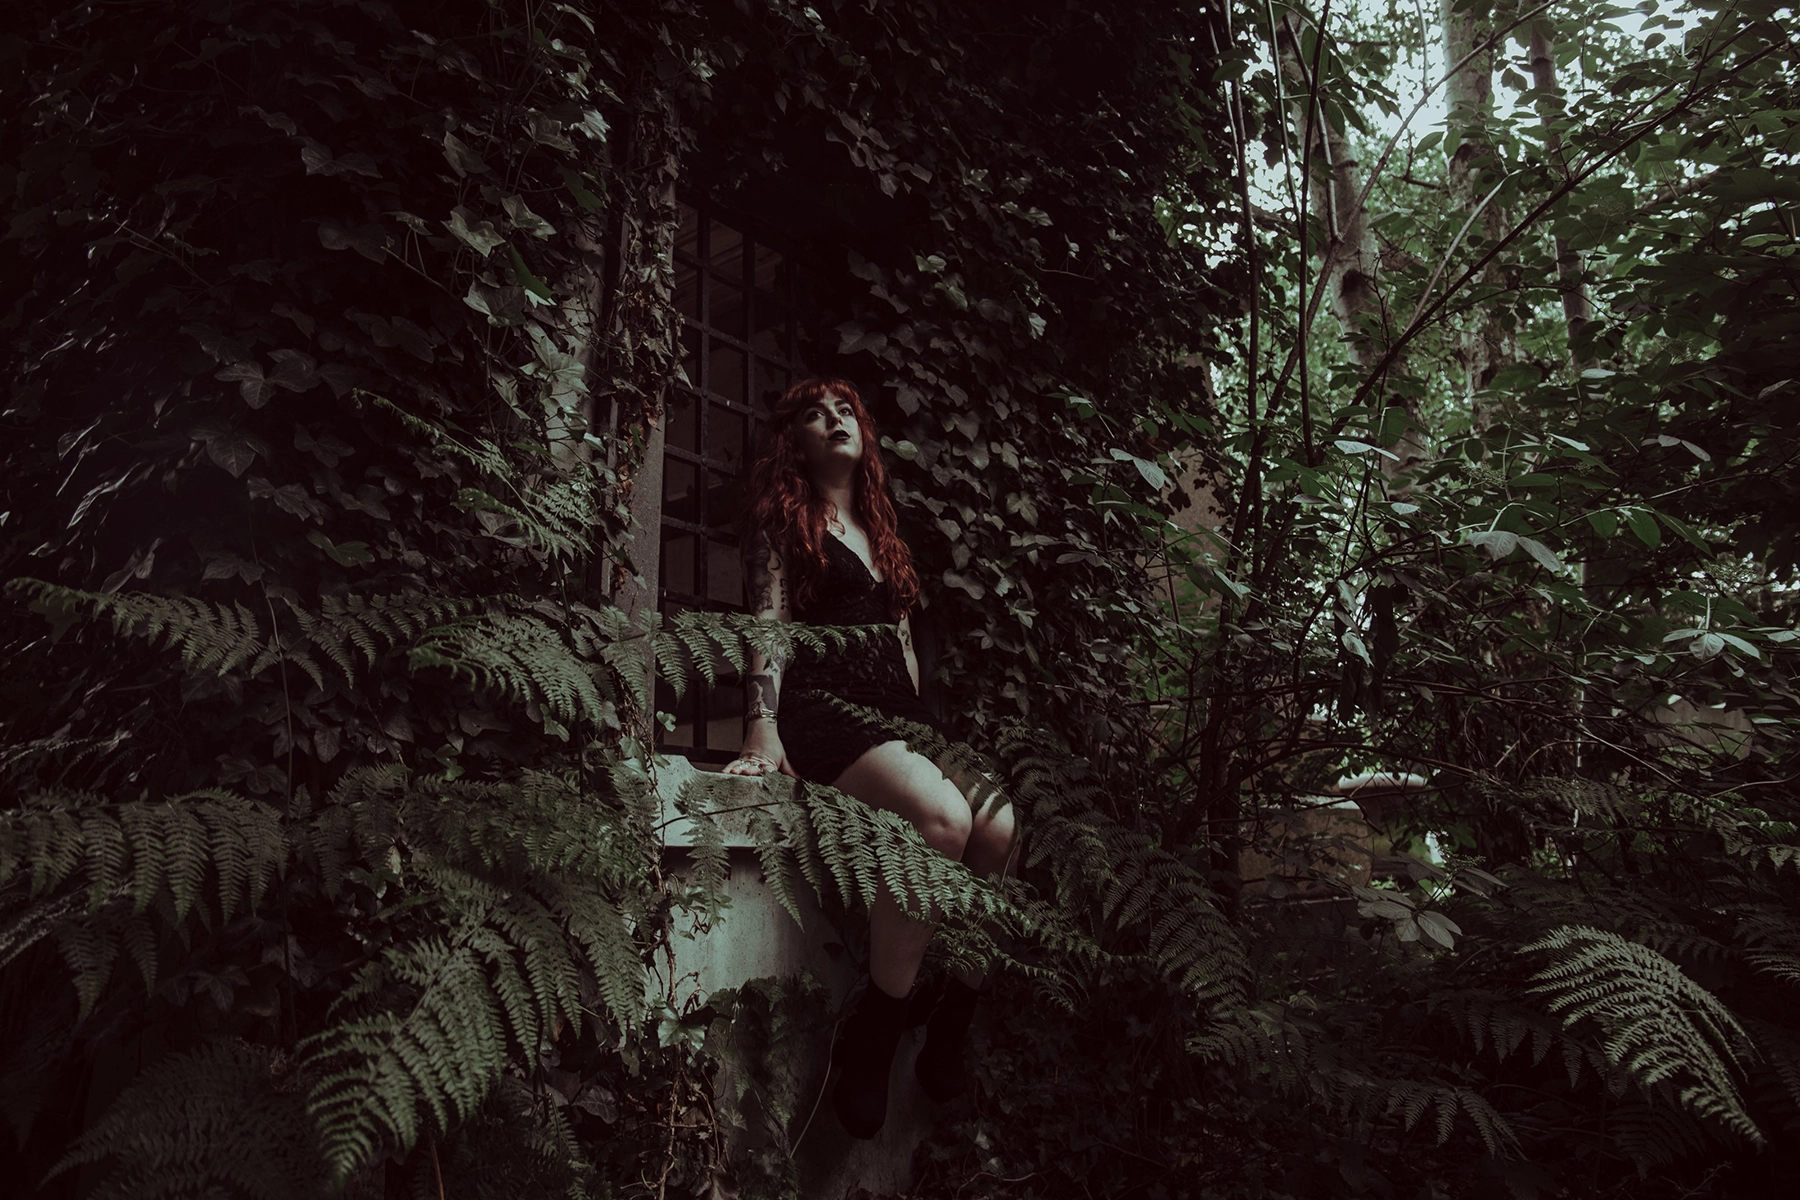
[746, 537, 778, 614]
[748, 672, 780, 716]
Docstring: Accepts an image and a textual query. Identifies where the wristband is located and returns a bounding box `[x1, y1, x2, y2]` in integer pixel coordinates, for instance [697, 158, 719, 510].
[747, 701, 778, 722]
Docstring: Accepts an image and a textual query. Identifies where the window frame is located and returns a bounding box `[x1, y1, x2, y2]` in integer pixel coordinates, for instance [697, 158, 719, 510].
[656, 197, 807, 763]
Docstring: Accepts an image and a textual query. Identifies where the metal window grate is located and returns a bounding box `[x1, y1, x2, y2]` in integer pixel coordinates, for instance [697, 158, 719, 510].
[657, 200, 803, 761]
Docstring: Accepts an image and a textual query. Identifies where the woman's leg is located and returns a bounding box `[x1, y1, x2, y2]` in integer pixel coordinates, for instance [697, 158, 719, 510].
[827, 740, 972, 1136]
[831, 739, 973, 997]
[950, 784, 1017, 985]
[914, 779, 1017, 1100]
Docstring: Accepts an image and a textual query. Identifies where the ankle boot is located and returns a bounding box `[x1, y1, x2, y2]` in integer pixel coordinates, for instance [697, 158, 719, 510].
[913, 978, 980, 1102]
[831, 979, 909, 1138]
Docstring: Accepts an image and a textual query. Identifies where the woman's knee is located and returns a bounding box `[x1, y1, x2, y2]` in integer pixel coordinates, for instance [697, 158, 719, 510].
[913, 785, 973, 856]
[969, 800, 1017, 861]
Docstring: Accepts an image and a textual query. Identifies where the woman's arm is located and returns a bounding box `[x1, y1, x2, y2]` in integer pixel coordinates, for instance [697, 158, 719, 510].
[724, 532, 795, 776]
[898, 614, 920, 695]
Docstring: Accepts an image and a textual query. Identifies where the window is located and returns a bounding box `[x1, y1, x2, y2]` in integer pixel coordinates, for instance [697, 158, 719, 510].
[657, 200, 804, 761]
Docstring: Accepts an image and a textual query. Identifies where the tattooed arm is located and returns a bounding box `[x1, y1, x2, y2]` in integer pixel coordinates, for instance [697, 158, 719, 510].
[724, 532, 795, 777]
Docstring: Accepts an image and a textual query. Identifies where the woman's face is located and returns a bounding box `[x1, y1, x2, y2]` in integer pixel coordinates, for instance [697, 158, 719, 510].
[791, 392, 864, 475]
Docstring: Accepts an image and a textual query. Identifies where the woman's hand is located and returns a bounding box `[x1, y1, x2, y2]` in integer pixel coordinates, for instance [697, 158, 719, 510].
[723, 725, 795, 777]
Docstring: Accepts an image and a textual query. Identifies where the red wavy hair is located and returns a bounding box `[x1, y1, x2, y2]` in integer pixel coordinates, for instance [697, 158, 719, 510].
[743, 377, 920, 620]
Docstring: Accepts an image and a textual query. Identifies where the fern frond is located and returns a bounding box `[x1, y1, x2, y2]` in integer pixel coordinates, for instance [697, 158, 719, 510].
[52, 1040, 321, 1200]
[361, 391, 599, 561]
[1527, 924, 1763, 1142]
[410, 613, 608, 733]
[306, 932, 511, 1179]
[1607, 1100, 1712, 1174]
[287, 593, 479, 682]
[8, 579, 267, 677]
[3, 790, 287, 1018]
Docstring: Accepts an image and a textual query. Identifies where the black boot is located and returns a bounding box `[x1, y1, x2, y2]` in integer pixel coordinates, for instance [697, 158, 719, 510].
[831, 979, 909, 1138]
[913, 977, 980, 1102]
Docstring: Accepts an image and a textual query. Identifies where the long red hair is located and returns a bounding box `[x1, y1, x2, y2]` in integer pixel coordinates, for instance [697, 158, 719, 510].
[743, 378, 920, 620]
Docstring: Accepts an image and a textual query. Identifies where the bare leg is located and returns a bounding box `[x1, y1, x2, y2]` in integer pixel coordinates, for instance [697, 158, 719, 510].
[952, 793, 1016, 988]
[831, 740, 973, 997]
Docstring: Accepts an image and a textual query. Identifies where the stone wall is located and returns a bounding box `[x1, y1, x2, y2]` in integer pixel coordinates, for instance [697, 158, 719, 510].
[654, 756, 936, 1198]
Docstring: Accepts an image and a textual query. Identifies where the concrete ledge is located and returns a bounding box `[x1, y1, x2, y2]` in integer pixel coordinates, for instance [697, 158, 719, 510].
[652, 755, 934, 1198]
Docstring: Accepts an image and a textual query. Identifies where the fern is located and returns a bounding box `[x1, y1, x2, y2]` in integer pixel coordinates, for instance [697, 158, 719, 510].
[651, 610, 880, 700]
[1430, 988, 1611, 1086]
[361, 389, 601, 562]
[294, 766, 655, 1180]
[305, 929, 514, 1178]
[284, 592, 478, 689]
[0, 790, 287, 1018]
[8, 580, 639, 739]
[1526, 924, 1763, 1141]
[410, 612, 613, 734]
[302, 866, 629, 1179]
[1190, 1001, 1521, 1156]
[10, 579, 269, 677]
[51, 1039, 322, 1200]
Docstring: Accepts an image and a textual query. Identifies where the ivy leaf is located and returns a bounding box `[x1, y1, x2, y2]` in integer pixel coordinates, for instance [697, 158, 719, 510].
[445, 207, 505, 257]
[943, 570, 986, 600]
[317, 222, 389, 262]
[442, 131, 491, 176]
[465, 282, 530, 326]
[510, 246, 554, 303]
[267, 349, 320, 392]
[558, 166, 603, 211]
[202, 428, 260, 477]
[502, 195, 556, 239]
[216, 362, 276, 409]
[300, 138, 380, 178]
[307, 531, 375, 568]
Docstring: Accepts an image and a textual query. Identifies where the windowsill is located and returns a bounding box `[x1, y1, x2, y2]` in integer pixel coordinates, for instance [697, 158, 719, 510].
[652, 753, 790, 850]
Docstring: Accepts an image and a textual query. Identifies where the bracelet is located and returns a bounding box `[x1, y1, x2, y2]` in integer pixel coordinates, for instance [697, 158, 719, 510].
[746, 701, 778, 722]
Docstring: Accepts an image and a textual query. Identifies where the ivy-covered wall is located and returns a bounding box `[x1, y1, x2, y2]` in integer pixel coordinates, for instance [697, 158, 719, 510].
[1, 1, 1238, 1195]
[686, 0, 1238, 744]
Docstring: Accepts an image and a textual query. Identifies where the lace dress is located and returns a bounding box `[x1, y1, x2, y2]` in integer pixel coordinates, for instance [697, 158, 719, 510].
[779, 533, 943, 784]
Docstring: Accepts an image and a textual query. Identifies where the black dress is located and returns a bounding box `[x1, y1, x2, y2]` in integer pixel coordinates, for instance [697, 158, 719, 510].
[779, 533, 944, 784]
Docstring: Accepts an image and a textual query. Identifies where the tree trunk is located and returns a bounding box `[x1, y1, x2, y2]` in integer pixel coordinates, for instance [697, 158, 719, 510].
[1440, 0, 1514, 422]
[1528, 25, 1595, 369]
[1275, 8, 1417, 475]
[1277, 9, 1380, 372]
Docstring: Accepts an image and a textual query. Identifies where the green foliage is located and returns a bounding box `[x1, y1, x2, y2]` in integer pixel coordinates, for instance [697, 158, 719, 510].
[9, 0, 1797, 1196]
[52, 1041, 322, 1200]
[1527, 925, 1759, 1141]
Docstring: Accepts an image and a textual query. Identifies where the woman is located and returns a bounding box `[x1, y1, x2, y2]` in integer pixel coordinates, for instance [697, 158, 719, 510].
[723, 377, 1017, 1139]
